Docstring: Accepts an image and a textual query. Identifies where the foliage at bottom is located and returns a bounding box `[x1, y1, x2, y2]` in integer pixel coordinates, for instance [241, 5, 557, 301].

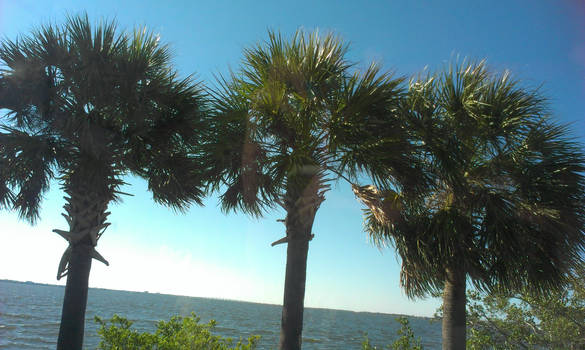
[466, 269, 585, 350]
[95, 313, 259, 350]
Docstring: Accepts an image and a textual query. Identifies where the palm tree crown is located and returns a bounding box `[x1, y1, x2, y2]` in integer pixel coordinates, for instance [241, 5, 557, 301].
[0, 14, 207, 234]
[208, 30, 417, 216]
[360, 61, 585, 296]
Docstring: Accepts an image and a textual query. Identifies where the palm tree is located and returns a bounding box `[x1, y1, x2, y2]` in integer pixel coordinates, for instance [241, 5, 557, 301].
[354, 61, 585, 350]
[0, 15, 208, 349]
[207, 30, 418, 350]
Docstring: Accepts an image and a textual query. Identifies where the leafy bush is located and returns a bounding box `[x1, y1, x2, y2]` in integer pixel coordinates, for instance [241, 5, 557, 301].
[465, 265, 585, 349]
[466, 286, 585, 349]
[95, 313, 260, 350]
[362, 317, 424, 350]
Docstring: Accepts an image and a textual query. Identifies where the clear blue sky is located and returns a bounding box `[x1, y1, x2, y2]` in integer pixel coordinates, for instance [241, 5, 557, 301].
[0, 0, 583, 317]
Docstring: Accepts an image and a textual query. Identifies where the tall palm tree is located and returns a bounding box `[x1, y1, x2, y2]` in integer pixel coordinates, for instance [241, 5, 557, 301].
[207, 30, 418, 350]
[0, 15, 208, 349]
[354, 61, 585, 350]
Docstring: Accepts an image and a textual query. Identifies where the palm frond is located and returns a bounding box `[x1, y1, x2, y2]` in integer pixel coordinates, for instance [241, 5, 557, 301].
[210, 29, 421, 220]
[357, 59, 585, 298]
[1, 14, 210, 222]
[0, 128, 63, 222]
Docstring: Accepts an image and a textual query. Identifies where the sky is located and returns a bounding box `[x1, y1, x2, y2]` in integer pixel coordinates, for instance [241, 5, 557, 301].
[0, 0, 584, 318]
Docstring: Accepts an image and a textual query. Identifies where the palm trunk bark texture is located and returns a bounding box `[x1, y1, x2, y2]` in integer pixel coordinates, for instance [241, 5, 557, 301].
[442, 266, 467, 350]
[57, 244, 93, 350]
[56, 184, 111, 350]
[278, 171, 325, 350]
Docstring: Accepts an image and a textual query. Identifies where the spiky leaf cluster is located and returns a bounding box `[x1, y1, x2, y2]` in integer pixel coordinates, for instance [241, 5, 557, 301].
[0, 14, 209, 222]
[360, 61, 585, 298]
[207, 30, 418, 216]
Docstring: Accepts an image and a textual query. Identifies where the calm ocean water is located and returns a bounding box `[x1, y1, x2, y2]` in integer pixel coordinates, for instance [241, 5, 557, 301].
[0, 279, 441, 349]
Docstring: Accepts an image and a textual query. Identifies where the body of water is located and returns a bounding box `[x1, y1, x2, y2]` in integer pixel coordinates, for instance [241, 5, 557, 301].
[0, 279, 441, 349]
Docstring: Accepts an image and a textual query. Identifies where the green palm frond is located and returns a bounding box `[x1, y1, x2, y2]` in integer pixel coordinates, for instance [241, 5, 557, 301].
[0, 127, 65, 222]
[0, 145, 16, 210]
[209, 30, 417, 218]
[1, 14, 209, 218]
[332, 64, 428, 193]
[359, 60, 585, 298]
[207, 73, 281, 216]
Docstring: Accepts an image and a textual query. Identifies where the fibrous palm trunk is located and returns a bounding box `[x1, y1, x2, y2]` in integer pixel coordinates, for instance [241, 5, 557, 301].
[57, 242, 93, 350]
[56, 184, 111, 350]
[280, 228, 311, 350]
[442, 266, 467, 350]
[279, 172, 326, 350]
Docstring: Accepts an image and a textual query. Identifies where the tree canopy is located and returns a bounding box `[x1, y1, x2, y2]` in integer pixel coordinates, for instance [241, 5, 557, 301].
[357, 61, 585, 298]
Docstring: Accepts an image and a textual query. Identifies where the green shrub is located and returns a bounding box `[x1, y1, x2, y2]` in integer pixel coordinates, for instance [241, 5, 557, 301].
[466, 284, 585, 350]
[95, 313, 260, 350]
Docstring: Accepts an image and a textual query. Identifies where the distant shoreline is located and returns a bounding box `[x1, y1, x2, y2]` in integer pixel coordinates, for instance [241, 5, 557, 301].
[0, 279, 435, 320]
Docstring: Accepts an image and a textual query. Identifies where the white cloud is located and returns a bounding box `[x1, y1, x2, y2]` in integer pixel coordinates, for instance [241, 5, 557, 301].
[91, 243, 282, 305]
[0, 217, 282, 305]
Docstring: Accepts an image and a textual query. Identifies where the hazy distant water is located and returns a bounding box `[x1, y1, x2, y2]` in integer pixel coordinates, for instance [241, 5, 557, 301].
[0, 280, 441, 349]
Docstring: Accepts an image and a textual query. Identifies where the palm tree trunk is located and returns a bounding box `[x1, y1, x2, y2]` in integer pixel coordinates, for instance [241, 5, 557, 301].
[57, 243, 92, 350]
[56, 183, 111, 350]
[279, 234, 310, 350]
[442, 266, 467, 350]
[279, 173, 324, 350]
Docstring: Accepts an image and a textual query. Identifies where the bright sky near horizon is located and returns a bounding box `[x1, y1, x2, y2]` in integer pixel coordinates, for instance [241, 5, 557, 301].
[0, 0, 584, 318]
